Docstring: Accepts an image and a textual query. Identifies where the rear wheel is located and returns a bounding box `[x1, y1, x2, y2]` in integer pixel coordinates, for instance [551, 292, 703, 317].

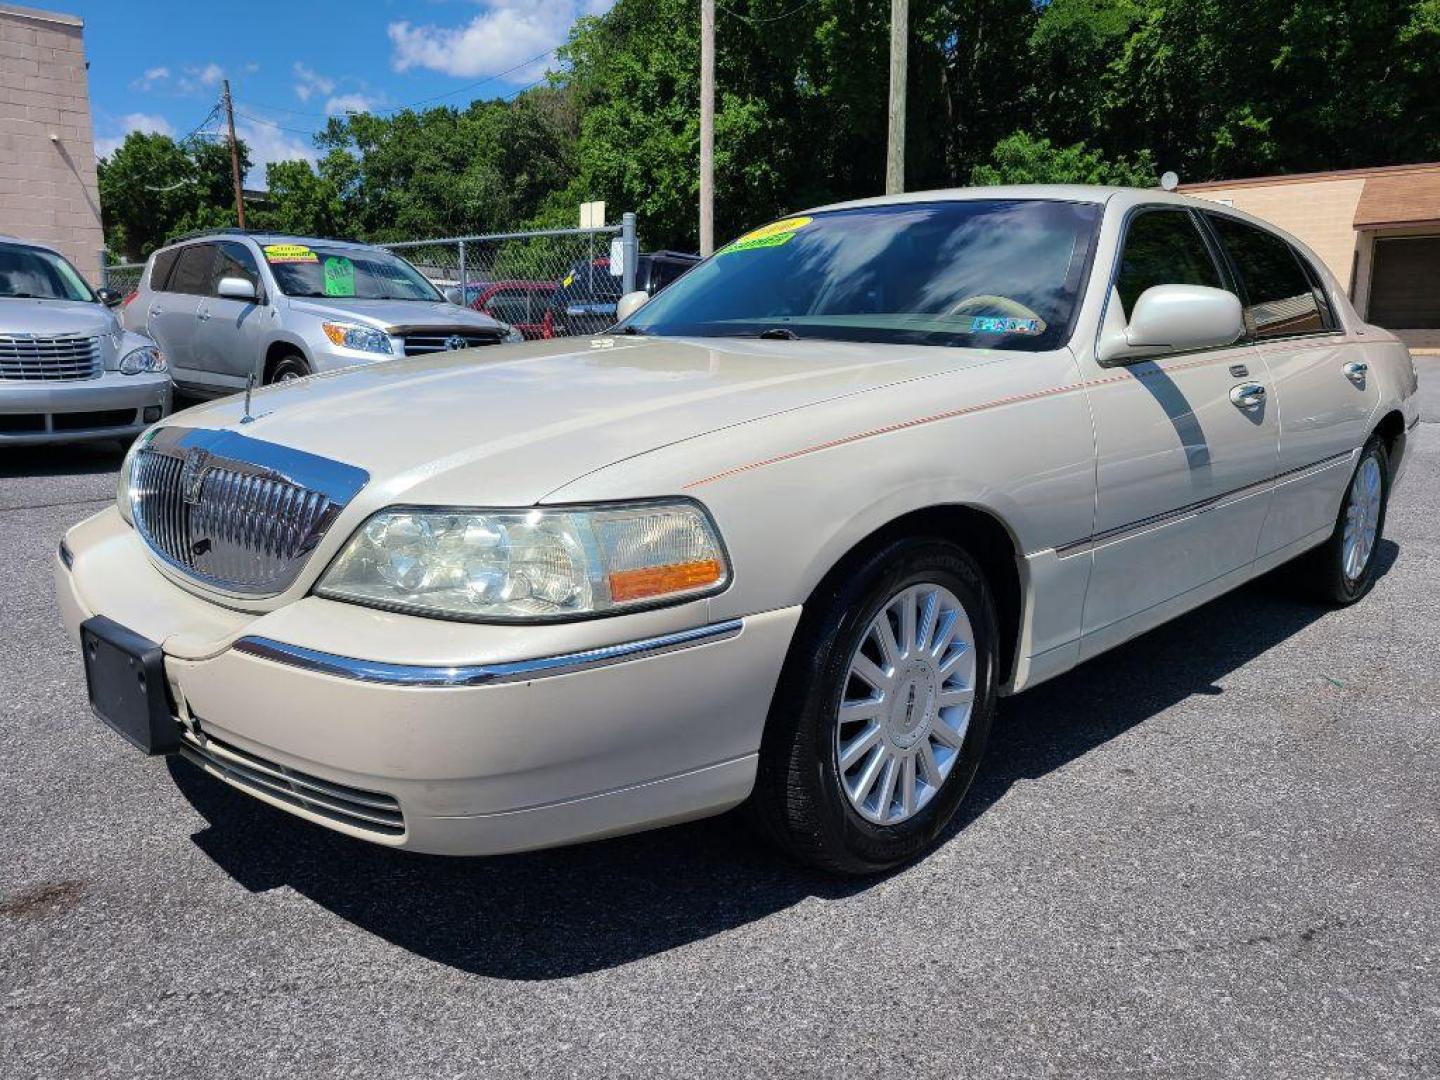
[1303, 435, 1390, 605]
[267, 353, 310, 385]
[748, 537, 999, 875]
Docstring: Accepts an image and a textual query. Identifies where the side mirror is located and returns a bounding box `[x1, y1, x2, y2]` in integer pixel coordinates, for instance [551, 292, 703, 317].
[216, 276, 257, 302]
[615, 290, 650, 323]
[1098, 284, 1244, 365]
[443, 286, 465, 306]
[95, 287, 124, 307]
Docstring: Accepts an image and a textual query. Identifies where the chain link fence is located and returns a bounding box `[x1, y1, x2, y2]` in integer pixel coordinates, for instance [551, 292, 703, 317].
[380, 218, 636, 339]
[99, 252, 145, 296]
[100, 216, 644, 341]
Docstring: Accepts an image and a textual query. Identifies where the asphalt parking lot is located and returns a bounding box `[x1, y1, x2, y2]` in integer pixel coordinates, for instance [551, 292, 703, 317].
[3, 365, 1438, 1080]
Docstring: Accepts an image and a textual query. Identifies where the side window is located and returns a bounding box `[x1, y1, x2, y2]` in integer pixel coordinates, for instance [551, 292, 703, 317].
[1114, 209, 1224, 319]
[167, 244, 216, 296]
[1207, 215, 1326, 338]
[149, 248, 180, 291]
[486, 290, 531, 325]
[211, 241, 260, 294]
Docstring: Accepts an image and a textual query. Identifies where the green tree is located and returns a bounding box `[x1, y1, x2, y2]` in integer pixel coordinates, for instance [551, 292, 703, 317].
[971, 130, 1155, 186]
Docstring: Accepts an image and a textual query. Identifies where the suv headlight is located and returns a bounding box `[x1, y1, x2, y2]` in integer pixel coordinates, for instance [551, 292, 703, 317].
[118, 345, 166, 375]
[316, 500, 730, 621]
[322, 322, 392, 355]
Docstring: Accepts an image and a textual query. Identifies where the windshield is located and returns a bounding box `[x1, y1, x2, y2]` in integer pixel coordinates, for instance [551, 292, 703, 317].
[0, 242, 96, 302]
[262, 242, 443, 301]
[622, 199, 1101, 350]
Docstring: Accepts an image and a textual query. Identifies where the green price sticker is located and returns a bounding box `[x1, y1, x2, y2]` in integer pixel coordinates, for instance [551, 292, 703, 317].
[323, 256, 356, 297]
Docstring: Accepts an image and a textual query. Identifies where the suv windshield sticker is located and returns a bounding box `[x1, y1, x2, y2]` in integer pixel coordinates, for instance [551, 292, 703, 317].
[263, 243, 318, 264]
[323, 256, 356, 297]
[719, 216, 813, 256]
[967, 316, 1044, 335]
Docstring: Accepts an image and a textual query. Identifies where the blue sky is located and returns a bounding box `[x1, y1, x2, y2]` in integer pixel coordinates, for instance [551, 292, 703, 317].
[40, 0, 612, 183]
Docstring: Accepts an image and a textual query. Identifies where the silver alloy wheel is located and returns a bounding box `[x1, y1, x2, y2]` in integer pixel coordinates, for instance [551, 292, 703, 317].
[835, 582, 976, 826]
[278, 370, 302, 383]
[1342, 454, 1382, 581]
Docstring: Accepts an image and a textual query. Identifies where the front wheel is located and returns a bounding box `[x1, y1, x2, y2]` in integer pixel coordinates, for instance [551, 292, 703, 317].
[1305, 435, 1390, 605]
[267, 354, 311, 385]
[748, 538, 999, 875]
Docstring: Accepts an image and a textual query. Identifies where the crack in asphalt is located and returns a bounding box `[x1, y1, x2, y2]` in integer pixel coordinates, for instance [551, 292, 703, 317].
[1137, 916, 1354, 958]
[0, 497, 111, 514]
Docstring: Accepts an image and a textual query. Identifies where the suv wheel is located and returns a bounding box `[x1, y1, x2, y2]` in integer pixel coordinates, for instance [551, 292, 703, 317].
[748, 537, 999, 875]
[267, 354, 310, 384]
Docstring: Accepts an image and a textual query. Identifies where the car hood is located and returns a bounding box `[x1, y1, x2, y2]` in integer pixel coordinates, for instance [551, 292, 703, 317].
[1, 297, 120, 337]
[285, 296, 503, 331]
[170, 335, 1002, 506]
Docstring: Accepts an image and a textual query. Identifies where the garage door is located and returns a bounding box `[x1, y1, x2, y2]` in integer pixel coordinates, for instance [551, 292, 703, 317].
[1368, 235, 1440, 329]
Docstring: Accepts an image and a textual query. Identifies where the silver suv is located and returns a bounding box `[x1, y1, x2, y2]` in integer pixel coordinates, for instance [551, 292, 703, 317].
[1, 236, 170, 445]
[124, 230, 518, 395]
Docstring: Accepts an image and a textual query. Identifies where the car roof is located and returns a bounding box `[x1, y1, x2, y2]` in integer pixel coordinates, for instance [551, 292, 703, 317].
[161, 231, 375, 253]
[0, 234, 63, 255]
[804, 184, 1239, 214]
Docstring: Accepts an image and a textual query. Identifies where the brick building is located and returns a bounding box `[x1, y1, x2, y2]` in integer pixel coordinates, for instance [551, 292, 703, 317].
[1181, 162, 1440, 350]
[0, 3, 103, 282]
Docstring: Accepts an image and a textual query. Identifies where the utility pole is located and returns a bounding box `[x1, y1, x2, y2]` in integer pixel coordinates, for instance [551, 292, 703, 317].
[221, 79, 246, 228]
[699, 0, 715, 256]
[885, 0, 907, 195]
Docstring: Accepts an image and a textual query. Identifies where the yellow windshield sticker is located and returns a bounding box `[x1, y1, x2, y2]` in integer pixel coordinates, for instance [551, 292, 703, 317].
[562, 272, 575, 287]
[719, 215, 814, 255]
[263, 243, 318, 264]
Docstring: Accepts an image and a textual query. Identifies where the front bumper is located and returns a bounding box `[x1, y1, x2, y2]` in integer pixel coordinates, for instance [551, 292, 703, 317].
[0, 371, 170, 444]
[56, 509, 801, 856]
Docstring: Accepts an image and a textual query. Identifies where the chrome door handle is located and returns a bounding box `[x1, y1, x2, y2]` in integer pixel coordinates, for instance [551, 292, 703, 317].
[1230, 382, 1267, 410]
[150, 307, 163, 317]
[197, 308, 211, 321]
[1343, 361, 1368, 384]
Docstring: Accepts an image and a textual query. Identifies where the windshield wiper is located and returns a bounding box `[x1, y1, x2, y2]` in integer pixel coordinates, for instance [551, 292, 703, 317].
[757, 327, 799, 340]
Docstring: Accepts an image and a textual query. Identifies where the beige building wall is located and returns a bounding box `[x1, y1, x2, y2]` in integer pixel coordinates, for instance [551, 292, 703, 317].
[0, 4, 103, 282]
[1184, 177, 1367, 289]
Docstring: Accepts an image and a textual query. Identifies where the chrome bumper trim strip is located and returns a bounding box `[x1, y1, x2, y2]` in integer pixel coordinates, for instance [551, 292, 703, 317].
[232, 618, 745, 687]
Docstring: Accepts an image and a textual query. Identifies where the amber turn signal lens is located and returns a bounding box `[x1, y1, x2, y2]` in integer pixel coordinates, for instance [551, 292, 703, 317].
[608, 559, 724, 603]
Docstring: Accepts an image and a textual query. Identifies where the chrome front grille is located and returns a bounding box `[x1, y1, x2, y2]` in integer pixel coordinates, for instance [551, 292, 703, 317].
[180, 729, 405, 836]
[401, 329, 502, 356]
[0, 333, 102, 381]
[131, 427, 369, 596]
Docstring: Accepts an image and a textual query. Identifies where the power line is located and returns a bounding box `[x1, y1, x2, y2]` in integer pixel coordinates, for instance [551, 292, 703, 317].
[716, 0, 824, 25]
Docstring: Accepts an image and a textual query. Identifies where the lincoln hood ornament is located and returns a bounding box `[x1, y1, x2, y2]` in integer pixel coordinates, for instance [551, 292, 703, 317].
[240, 372, 256, 425]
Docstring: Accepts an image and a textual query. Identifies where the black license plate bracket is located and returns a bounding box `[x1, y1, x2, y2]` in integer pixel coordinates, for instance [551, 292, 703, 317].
[80, 615, 180, 755]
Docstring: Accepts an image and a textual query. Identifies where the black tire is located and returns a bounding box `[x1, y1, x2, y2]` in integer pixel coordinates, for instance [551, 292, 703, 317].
[267, 353, 310, 385]
[1303, 435, 1390, 605]
[747, 537, 999, 875]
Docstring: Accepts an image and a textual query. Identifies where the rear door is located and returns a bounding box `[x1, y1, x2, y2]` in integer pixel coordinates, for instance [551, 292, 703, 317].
[150, 243, 214, 388]
[193, 241, 268, 388]
[1203, 213, 1380, 556]
[1079, 206, 1280, 654]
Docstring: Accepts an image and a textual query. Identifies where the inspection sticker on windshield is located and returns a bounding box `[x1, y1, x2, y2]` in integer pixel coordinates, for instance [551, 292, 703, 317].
[263, 243, 318, 264]
[968, 316, 1044, 335]
[719, 216, 813, 255]
[323, 256, 356, 297]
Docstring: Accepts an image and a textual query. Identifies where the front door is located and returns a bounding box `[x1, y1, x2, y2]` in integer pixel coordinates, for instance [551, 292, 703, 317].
[1079, 207, 1280, 655]
[194, 241, 268, 390]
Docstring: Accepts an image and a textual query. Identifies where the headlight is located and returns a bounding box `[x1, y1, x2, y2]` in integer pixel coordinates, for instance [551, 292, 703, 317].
[316, 500, 730, 621]
[118, 345, 166, 375]
[501, 324, 524, 344]
[322, 322, 392, 355]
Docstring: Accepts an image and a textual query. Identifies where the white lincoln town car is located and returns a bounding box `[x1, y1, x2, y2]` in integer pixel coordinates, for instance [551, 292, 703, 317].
[56, 187, 1419, 874]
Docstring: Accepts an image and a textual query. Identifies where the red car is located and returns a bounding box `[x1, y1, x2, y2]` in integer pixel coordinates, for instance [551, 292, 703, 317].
[469, 281, 559, 340]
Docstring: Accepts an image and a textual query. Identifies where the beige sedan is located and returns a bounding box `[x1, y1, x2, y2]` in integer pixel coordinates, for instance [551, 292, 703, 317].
[56, 186, 1420, 874]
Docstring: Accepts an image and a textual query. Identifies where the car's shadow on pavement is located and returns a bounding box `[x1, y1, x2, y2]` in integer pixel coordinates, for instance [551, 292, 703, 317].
[170, 541, 1398, 980]
[0, 441, 127, 478]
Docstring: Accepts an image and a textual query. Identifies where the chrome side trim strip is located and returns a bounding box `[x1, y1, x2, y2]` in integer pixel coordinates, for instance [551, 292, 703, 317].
[1055, 449, 1354, 556]
[232, 618, 745, 687]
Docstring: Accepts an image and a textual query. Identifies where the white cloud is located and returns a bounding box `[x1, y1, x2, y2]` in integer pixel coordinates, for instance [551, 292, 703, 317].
[96, 112, 174, 158]
[234, 118, 317, 188]
[132, 66, 170, 91]
[387, 0, 613, 81]
[194, 63, 225, 87]
[324, 93, 379, 116]
[292, 62, 336, 103]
